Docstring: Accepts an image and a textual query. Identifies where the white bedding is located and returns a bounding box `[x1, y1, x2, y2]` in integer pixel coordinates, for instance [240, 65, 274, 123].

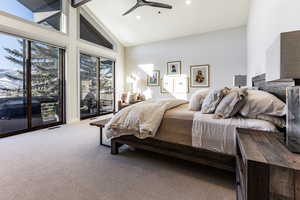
[105, 99, 188, 139]
[192, 113, 278, 155]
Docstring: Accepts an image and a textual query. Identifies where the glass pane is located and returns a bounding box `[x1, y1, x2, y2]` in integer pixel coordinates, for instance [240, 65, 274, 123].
[100, 58, 114, 114]
[0, 0, 62, 31]
[31, 41, 62, 127]
[0, 34, 27, 134]
[80, 15, 114, 50]
[80, 54, 98, 119]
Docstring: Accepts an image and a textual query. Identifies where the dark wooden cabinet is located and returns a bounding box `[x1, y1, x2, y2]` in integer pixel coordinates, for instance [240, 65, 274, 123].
[236, 128, 300, 200]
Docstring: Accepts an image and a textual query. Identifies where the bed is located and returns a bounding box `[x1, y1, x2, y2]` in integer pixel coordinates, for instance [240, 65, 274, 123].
[110, 75, 297, 172]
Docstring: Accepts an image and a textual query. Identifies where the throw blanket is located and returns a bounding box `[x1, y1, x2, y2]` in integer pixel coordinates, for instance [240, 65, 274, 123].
[192, 113, 277, 155]
[105, 99, 188, 139]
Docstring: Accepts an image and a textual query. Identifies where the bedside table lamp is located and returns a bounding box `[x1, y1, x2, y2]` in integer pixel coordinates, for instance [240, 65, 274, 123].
[233, 75, 247, 88]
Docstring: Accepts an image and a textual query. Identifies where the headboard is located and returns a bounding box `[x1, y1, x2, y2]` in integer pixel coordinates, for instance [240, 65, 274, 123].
[252, 74, 300, 102]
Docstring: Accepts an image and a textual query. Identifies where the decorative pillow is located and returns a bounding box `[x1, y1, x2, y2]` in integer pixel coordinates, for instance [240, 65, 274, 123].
[215, 88, 248, 118]
[128, 93, 138, 104]
[189, 90, 209, 111]
[255, 114, 286, 128]
[239, 90, 286, 117]
[121, 93, 128, 103]
[201, 87, 231, 114]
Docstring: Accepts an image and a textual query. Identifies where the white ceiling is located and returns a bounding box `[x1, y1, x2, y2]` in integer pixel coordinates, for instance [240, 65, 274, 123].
[87, 0, 249, 47]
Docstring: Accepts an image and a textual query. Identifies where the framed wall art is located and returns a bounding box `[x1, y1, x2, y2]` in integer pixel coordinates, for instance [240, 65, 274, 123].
[167, 61, 181, 76]
[147, 70, 160, 86]
[190, 65, 210, 87]
[160, 77, 173, 93]
[174, 77, 189, 93]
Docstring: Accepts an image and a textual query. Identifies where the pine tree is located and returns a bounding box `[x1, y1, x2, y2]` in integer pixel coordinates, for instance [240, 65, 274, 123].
[2, 40, 60, 97]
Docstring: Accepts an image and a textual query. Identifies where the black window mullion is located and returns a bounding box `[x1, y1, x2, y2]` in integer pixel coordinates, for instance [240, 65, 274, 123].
[59, 49, 66, 124]
[113, 61, 116, 113]
[26, 41, 32, 129]
[97, 57, 101, 115]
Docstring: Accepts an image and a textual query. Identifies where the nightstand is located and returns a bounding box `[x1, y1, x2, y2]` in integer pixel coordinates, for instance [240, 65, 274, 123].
[236, 128, 300, 200]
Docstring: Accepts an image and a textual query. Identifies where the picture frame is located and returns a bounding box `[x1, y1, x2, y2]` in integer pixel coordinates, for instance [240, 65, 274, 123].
[167, 61, 181, 76]
[147, 70, 160, 86]
[160, 77, 174, 93]
[190, 65, 210, 87]
[174, 77, 189, 93]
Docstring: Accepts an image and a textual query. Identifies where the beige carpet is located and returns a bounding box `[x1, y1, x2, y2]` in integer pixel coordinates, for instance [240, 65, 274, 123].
[0, 119, 235, 200]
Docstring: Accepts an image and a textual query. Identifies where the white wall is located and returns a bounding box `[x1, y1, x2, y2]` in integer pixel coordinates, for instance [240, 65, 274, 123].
[247, 0, 300, 85]
[125, 26, 247, 99]
[0, 3, 125, 123]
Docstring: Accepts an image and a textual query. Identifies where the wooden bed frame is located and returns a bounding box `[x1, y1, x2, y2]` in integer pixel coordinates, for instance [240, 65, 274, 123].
[111, 74, 299, 172]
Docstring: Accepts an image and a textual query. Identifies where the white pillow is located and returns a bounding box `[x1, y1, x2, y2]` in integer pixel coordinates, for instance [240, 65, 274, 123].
[128, 92, 138, 104]
[240, 90, 286, 117]
[188, 90, 209, 111]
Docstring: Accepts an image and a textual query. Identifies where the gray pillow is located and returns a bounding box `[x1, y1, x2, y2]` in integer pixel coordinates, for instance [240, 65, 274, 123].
[188, 90, 209, 111]
[201, 87, 230, 114]
[214, 88, 248, 119]
[240, 90, 286, 117]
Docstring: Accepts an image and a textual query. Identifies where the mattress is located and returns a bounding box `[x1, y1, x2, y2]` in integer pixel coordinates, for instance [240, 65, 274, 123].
[154, 103, 278, 155]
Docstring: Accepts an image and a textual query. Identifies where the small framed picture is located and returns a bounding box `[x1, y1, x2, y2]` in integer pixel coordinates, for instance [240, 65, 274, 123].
[161, 77, 174, 93]
[174, 77, 189, 93]
[147, 70, 160, 86]
[190, 65, 210, 87]
[167, 61, 181, 75]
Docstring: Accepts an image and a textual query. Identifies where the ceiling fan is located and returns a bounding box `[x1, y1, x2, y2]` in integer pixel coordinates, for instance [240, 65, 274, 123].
[123, 0, 173, 16]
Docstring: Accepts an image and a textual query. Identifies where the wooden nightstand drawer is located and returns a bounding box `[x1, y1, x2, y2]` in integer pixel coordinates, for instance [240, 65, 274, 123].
[236, 128, 300, 200]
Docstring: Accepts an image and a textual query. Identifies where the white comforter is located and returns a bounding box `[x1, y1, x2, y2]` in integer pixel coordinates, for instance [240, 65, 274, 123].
[192, 113, 277, 155]
[105, 99, 188, 139]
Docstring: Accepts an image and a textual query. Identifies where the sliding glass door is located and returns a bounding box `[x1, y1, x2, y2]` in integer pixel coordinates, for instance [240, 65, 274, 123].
[0, 33, 65, 137]
[99, 58, 114, 115]
[0, 34, 28, 134]
[80, 53, 115, 119]
[80, 54, 98, 119]
[30, 41, 64, 127]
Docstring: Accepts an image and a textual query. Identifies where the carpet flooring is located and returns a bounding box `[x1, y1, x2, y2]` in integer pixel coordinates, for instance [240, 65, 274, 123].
[0, 119, 235, 200]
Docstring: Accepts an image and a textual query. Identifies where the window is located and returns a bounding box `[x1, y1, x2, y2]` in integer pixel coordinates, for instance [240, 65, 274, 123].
[80, 54, 98, 119]
[0, 32, 65, 136]
[0, 0, 63, 31]
[80, 15, 114, 50]
[80, 53, 115, 119]
[99, 58, 114, 114]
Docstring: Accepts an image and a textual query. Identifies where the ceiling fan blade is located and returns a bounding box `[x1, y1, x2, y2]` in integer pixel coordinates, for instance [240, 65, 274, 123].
[147, 1, 172, 9]
[122, 3, 140, 16]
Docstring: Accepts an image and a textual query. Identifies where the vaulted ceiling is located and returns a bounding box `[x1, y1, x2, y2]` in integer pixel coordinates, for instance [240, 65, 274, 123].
[87, 0, 249, 47]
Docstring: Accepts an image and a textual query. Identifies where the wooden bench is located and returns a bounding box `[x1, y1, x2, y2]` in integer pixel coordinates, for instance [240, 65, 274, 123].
[90, 118, 111, 147]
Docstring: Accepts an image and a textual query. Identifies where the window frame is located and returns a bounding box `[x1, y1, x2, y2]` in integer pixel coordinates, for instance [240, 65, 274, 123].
[0, 31, 66, 138]
[78, 8, 117, 52]
[79, 51, 116, 120]
[0, 0, 68, 34]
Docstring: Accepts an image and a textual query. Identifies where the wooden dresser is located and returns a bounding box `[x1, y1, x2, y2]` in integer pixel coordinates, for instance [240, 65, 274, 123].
[236, 128, 300, 200]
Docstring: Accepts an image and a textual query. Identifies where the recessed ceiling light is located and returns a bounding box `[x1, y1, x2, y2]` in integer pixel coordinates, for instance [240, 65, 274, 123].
[185, 0, 191, 5]
[136, 15, 141, 20]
